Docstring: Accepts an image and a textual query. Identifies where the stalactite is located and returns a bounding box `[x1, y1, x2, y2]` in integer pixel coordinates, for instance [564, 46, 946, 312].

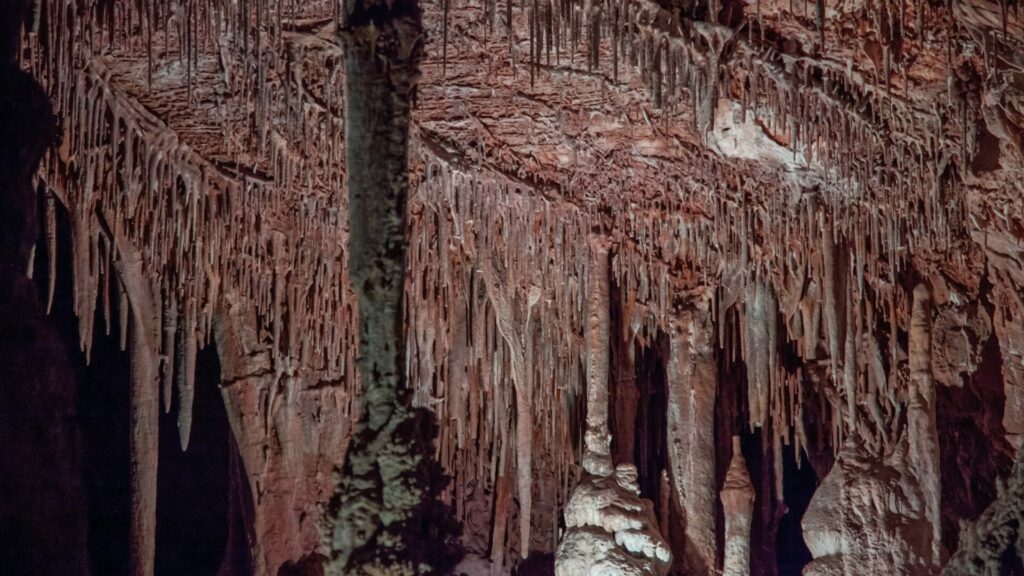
[481, 246, 536, 558]
[21, 0, 1011, 570]
[744, 277, 775, 429]
[45, 190, 57, 314]
[175, 298, 196, 451]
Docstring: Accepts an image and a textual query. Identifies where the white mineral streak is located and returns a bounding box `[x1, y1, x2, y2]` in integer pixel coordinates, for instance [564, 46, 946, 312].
[721, 437, 755, 576]
[666, 290, 717, 575]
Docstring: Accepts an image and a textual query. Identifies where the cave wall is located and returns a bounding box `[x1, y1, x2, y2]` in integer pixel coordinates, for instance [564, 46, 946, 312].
[5, 0, 1024, 574]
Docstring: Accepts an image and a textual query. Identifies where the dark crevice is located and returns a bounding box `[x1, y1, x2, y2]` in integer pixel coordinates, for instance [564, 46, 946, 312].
[155, 345, 242, 576]
[938, 330, 1015, 555]
[633, 333, 670, 505]
[43, 202, 133, 576]
[776, 446, 816, 576]
[33, 202, 249, 576]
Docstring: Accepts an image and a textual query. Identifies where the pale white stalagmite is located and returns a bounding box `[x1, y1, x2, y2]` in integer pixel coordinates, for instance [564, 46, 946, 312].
[666, 289, 717, 575]
[908, 283, 941, 567]
[583, 237, 613, 477]
[721, 436, 755, 576]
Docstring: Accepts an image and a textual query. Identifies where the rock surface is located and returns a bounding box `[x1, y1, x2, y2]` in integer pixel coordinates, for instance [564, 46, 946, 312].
[6, 0, 1024, 573]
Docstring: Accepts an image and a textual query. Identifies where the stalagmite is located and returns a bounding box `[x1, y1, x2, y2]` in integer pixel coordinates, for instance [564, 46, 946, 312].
[666, 290, 717, 575]
[556, 235, 670, 576]
[908, 283, 941, 567]
[721, 437, 755, 576]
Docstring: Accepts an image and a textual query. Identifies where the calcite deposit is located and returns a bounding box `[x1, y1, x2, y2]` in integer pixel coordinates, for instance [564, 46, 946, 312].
[0, 0, 1022, 574]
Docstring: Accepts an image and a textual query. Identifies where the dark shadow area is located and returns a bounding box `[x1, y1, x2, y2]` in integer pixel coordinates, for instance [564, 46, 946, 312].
[36, 203, 135, 576]
[512, 551, 555, 576]
[633, 333, 669, 505]
[938, 330, 1015, 554]
[776, 445, 815, 576]
[1000, 545, 1024, 576]
[26, 204, 249, 576]
[0, 15, 86, 573]
[155, 345, 240, 576]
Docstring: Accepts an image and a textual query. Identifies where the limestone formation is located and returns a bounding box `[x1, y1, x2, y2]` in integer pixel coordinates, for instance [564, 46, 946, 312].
[556, 234, 670, 576]
[2, 0, 1022, 573]
[556, 465, 672, 576]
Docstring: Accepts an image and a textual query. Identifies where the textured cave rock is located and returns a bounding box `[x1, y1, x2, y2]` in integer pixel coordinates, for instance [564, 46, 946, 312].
[1, 0, 1023, 574]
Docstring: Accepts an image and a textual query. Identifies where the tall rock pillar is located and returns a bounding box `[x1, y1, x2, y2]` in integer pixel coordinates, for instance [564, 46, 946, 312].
[666, 290, 717, 574]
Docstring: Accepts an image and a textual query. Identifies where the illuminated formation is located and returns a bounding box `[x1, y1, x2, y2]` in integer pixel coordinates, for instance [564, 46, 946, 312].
[0, 0, 1022, 574]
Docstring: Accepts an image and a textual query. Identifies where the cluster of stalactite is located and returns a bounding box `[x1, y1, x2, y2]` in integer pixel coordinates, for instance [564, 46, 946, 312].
[22, 1, 357, 573]
[25, 0, 357, 418]
[16, 0, 1024, 572]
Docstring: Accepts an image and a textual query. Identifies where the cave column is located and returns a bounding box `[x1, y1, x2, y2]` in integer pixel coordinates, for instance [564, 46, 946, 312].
[721, 436, 755, 576]
[583, 236, 613, 476]
[555, 238, 671, 576]
[214, 294, 355, 575]
[908, 283, 941, 566]
[111, 240, 162, 576]
[323, 1, 457, 572]
[666, 288, 717, 575]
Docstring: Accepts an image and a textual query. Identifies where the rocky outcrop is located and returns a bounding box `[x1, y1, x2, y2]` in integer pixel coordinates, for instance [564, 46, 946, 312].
[802, 440, 934, 576]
